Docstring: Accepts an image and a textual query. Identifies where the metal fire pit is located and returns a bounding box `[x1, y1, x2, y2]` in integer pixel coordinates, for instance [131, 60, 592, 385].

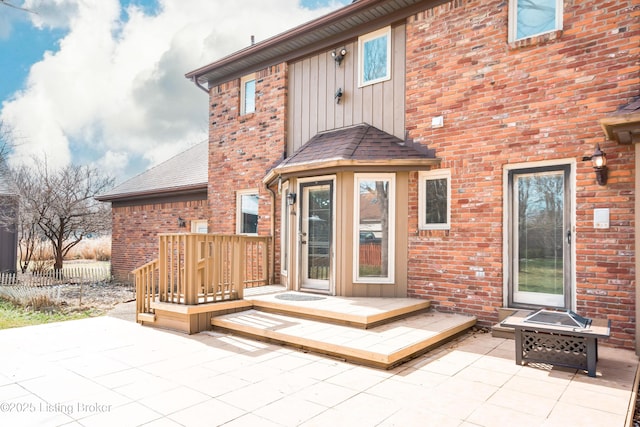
[523, 308, 592, 329]
[501, 309, 610, 377]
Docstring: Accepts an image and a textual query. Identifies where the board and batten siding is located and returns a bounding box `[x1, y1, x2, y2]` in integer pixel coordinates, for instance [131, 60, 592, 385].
[287, 24, 406, 155]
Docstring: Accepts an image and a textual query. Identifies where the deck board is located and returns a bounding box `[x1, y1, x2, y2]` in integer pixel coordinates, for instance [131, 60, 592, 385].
[246, 291, 432, 328]
[212, 308, 476, 369]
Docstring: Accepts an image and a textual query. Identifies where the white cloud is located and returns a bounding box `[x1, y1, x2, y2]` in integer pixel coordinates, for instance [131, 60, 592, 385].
[1, 0, 345, 183]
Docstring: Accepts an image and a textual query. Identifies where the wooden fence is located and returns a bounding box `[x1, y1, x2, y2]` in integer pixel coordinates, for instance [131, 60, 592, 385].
[360, 242, 382, 266]
[0, 265, 112, 307]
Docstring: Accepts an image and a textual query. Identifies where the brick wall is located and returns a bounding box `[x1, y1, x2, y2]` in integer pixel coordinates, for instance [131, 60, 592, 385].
[405, 0, 638, 347]
[208, 65, 288, 281]
[110, 198, 208, 283]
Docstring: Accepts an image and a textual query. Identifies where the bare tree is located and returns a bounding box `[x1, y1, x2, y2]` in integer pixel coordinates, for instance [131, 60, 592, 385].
[0, 0, 36, 13]
[12, 159, 114, 272]
[9, 165, 40, 273]
[0, 121, 18, 268]
[0, 120, 13, 160]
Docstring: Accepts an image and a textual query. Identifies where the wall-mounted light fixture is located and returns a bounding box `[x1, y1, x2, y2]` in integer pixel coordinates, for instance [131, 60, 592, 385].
[287, 192, 297, 206]
[331, 48, 347, 66]
[178, 217, 186, 228]
[583, 144, 608, 186]
[335, 88, 343, 104]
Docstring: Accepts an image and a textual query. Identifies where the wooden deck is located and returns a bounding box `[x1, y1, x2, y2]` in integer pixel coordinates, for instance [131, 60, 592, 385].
[211, 291, 477, 369]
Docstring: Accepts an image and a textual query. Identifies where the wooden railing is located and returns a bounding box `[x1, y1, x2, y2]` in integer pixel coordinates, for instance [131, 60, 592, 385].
[133, 234, 271, 317]
[134, 259, 159, 317]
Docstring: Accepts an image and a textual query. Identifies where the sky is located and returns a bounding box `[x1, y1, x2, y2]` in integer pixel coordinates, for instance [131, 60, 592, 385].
[0, 0, 350, 184]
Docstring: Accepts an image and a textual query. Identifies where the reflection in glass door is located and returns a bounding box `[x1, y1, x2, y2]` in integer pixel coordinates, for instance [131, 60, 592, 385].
[300, 181, 333, 292]
[510, 167, 571, 308]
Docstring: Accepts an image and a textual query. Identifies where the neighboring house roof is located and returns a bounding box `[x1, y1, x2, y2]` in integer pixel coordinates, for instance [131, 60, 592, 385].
[264, 124, 439, 183]
[186, 0, 445, 88]
[96, 141, 208, 202]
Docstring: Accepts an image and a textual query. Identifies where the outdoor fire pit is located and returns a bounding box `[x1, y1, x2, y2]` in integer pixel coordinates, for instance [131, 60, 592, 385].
[501, 309, 611, 377]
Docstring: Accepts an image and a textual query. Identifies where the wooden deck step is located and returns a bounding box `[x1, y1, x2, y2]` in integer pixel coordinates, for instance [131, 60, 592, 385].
[246, 292, 431, 329]
[211, 309, 476, 369]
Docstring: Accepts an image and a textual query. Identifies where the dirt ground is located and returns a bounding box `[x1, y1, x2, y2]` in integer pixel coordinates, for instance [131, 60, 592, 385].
[56, 282, 136, 313]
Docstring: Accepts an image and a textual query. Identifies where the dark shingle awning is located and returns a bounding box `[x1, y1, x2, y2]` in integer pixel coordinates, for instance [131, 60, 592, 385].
[264, 124, 439, 184]
[600, 98, 640, 145]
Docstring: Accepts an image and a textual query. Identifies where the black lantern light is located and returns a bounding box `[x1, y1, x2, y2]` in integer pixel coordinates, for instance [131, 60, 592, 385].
[591, 144, 608, 186]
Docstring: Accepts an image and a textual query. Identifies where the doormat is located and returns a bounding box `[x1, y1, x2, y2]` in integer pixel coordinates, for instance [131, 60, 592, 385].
[275, 293, 326, 302]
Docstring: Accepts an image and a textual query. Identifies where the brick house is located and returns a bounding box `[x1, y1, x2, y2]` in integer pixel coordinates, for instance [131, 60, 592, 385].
[118, 0, 638, 349]
[97, 141, 209, 282]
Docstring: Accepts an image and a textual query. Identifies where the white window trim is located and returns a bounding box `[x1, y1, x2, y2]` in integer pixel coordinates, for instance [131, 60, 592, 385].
[358, 26, 392, 87]
[280, 181, 289, 277]
[418, 169, 451, 231]
[236, 188, 259, 235]
[190, 220, 208, 234]
[353, 173, 395, 284]
[240, 74, 256, 115]
[508, 0, 563, 43]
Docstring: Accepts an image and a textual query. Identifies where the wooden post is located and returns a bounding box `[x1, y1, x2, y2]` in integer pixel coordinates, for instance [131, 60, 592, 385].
[159, 235, 167, 302]
[235, 236, 245, 300]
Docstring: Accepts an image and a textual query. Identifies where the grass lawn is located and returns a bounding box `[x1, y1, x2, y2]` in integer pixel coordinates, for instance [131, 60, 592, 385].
[518, 257, 563, 294]
[0, 299, 96, 330]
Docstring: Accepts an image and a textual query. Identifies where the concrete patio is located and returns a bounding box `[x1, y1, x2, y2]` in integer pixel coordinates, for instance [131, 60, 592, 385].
[0, 308, 637, 426]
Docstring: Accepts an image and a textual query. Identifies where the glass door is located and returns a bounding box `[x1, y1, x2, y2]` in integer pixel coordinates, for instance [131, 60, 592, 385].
[300, 181, 333, 293]
[509, 166, 571, 308]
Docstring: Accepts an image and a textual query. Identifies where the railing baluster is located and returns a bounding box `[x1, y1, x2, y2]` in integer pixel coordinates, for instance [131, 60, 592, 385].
[132, 233, 270, 318]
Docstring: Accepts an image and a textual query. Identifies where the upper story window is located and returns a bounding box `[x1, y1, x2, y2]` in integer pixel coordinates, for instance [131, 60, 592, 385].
[236, 189, 258, 234]
[509, 0, 563, 42]
[358, 26, 391, 87]
[240, 74, 256, 115]
[418, 169, 451, 231]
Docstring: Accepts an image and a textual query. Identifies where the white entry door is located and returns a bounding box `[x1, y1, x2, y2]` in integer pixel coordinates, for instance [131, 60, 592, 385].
[508, 166, 572, 308]
[300, 180, 333, 293]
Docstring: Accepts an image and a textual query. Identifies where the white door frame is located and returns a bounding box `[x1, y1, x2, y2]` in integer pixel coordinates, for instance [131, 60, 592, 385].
[503, 159, 576, 309]
[297, 175, 336, 295]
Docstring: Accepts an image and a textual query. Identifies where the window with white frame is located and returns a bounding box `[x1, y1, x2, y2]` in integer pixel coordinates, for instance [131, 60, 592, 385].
[236, 189, 258, 234]
[358, 26, 391, 87]
[418, 169, 451, 230]
[240, 74, 256, 115]
[509, 0, 563, 42]
[354, 173, 395, 283]
[190, 220, 208, 234]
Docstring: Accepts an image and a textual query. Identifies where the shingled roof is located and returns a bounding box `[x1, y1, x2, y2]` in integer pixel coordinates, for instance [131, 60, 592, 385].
[600, 97, 640, 145]
[264, 124, 439, 183]
[96, 141, 207, 202]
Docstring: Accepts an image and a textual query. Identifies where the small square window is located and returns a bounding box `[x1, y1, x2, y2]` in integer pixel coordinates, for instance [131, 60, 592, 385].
[190, 220, 208, 234]
[418, 170, 450, 230]
[509, 0, 562, 42]
[240, 74, 255, 115]
[236, 189, 258, 234]
[358, 27, 391, 87]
